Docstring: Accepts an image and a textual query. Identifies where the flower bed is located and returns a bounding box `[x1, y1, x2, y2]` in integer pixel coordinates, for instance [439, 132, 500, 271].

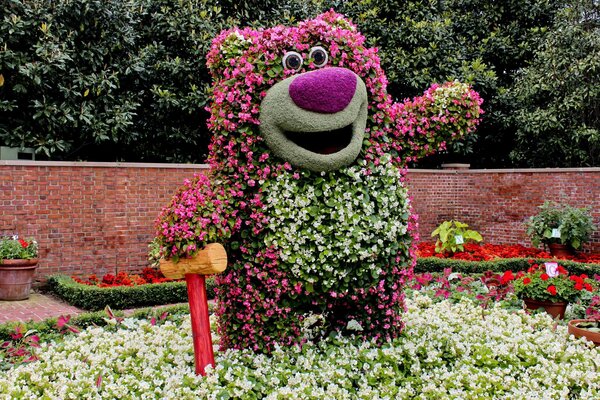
[1, 292, 600, 398]
[417, 242, 600, 263]
[72, 268, 174, 287]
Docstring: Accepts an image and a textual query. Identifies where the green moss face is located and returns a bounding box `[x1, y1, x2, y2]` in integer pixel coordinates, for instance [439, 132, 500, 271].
[259, 70, 368, 172]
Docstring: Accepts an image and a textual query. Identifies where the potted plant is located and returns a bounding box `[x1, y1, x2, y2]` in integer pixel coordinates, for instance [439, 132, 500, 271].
[431, 220, 483, 254]
[0, 235, 39, 300]
[505, 262, 596, 319]
[525, 201, 596, 258]
[568, 295, 600, 346]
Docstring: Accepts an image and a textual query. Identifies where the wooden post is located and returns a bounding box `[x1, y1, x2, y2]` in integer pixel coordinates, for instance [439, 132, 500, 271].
[185, 274, 215, 376]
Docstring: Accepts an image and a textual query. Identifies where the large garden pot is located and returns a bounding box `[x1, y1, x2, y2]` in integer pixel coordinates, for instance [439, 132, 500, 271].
[568, 319, 600, 346]
[0, 259, 38, 300]
[523, 298, 568, 320]
[547, 243, 572, 259]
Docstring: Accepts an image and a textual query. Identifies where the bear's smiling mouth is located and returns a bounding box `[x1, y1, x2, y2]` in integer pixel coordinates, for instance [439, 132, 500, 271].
[283, 124, 353, 155]
[259, 68, 368, 172]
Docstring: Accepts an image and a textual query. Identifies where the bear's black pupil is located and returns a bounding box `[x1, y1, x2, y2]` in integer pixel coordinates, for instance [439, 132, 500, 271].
[313, 51, 325, 64]
[287, 56, 300, 69]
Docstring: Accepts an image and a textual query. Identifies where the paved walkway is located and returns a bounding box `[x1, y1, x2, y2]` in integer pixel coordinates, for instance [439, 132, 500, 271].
[0, 292, 83, 324]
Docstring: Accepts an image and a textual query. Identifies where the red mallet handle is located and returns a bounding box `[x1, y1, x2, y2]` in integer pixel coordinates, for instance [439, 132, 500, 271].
[185, 274, 215, 376]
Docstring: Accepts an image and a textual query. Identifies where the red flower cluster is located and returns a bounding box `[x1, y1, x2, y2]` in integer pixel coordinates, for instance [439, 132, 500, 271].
[18, 239, 28, 248]
[417, 242, 600, 263]
[72, 268, 175, 288]
[505, 262, 596, 302]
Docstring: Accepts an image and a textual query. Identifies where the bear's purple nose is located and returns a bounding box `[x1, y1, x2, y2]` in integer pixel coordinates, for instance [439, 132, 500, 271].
[289, 67, 357, 114]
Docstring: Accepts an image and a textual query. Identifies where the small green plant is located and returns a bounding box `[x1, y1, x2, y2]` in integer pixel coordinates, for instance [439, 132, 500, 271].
[431, 220, 483, 254]
[526, 201, 595, 250]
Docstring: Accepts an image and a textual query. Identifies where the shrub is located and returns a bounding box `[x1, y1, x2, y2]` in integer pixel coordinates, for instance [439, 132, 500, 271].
[47, 275, 216, 311]
[415, 256, 600, 277]
[0, 0, 223, 162]
[526, 201, 596, 250]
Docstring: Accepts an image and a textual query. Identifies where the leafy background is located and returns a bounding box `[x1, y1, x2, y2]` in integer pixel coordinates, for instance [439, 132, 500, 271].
[1, 0, 598, 166]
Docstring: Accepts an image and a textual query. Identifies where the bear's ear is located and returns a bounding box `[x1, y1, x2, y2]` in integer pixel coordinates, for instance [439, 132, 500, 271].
[310, 9, 358, 32]
[207, 28, 255, 76]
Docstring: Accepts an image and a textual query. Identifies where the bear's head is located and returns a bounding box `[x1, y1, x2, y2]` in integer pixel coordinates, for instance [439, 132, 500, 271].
[206, 10, 482, 178]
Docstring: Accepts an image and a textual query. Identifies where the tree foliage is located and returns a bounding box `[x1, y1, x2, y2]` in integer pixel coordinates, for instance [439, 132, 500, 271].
[0, 0, 226, 162]
[510, 0, 600, 167]
[1, 0, 594, 167]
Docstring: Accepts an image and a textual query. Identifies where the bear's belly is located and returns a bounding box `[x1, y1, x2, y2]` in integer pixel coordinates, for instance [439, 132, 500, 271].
[262, 158, 412, 293]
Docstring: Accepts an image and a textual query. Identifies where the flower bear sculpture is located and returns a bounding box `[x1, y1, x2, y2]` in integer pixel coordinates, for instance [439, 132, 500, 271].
[155, 11, 482, 352]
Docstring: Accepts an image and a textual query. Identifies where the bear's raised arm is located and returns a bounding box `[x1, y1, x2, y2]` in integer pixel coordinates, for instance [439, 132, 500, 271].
[387, 81, 483, 165]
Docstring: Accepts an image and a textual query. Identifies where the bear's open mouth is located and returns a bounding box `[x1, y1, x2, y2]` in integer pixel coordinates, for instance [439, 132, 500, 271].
[283, 124, 353, 155]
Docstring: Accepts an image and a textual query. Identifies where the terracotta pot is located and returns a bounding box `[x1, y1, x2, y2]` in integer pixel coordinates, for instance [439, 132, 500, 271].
[523, 298, 568, 320]
[547, 243, 573, 259]
[0, 259, 38, 301]
[568, 319, 600, 346]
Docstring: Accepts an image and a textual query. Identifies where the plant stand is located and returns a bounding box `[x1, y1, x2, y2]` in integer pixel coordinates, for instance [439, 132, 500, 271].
[0, 259, 38, 301]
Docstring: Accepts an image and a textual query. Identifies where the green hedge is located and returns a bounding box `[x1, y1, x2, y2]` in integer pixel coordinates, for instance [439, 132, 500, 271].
[416, 257, 600, 276]
[47, 275, 216, 311]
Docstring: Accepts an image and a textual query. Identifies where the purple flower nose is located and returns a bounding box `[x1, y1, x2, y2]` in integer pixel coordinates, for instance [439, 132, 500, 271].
[289, 67, 357, 114]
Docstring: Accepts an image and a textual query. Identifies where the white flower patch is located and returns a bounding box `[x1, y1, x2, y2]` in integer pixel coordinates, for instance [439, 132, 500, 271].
[262, 157, 411, 291]
[1, 296, 600, 398]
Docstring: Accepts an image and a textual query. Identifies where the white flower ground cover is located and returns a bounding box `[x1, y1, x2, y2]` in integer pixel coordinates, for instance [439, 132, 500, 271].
[1, 294, 600, 399]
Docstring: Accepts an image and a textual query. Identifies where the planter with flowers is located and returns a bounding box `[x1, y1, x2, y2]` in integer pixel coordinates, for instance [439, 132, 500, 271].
[0, 236, 39, 300]
[506, 262, 596, 319]
[568, 295, 600, 345]
[525, 201, 596, 258]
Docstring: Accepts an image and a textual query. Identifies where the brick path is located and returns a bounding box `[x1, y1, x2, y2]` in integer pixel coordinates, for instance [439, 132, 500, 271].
[0, 292, 83, 324]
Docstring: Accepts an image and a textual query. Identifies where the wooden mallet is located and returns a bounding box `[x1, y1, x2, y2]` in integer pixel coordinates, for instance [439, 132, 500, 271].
[159, 243, 227, 376]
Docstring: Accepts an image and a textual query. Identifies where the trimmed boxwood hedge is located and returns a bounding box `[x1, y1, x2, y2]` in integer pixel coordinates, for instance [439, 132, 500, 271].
[47, 275, 216, 311]
[416, 257, 600, 276]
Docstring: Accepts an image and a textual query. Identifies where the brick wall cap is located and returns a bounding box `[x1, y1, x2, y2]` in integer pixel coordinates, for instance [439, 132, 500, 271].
[409, 167, 600, 174]
[0, 160, 209, 169]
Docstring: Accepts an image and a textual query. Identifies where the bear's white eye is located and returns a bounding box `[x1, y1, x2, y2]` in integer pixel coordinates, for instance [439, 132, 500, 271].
[309, 46, 328, 68]
[282, 51, 303, 71]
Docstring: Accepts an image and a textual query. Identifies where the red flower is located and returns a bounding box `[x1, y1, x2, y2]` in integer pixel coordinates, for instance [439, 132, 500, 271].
[575, 282, 584, 291]
[523, 277, 531, 285]
[540, 273, 549, 281]
[501, 270, 514, 284]
[547, 285, 557, 296]
[18, 239, 28, 248]
[585, 283, 593, 292]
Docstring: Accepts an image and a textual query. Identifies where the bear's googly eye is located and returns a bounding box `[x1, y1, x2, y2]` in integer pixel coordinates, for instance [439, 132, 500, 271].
[282, 51, 303, 71]
[309, 46, 328, 67]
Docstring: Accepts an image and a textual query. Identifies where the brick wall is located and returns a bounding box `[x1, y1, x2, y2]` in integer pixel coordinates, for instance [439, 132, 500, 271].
[406, 168, 600, 253]
[1, 161, 598, 282]
[1, 161, 208, 282]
